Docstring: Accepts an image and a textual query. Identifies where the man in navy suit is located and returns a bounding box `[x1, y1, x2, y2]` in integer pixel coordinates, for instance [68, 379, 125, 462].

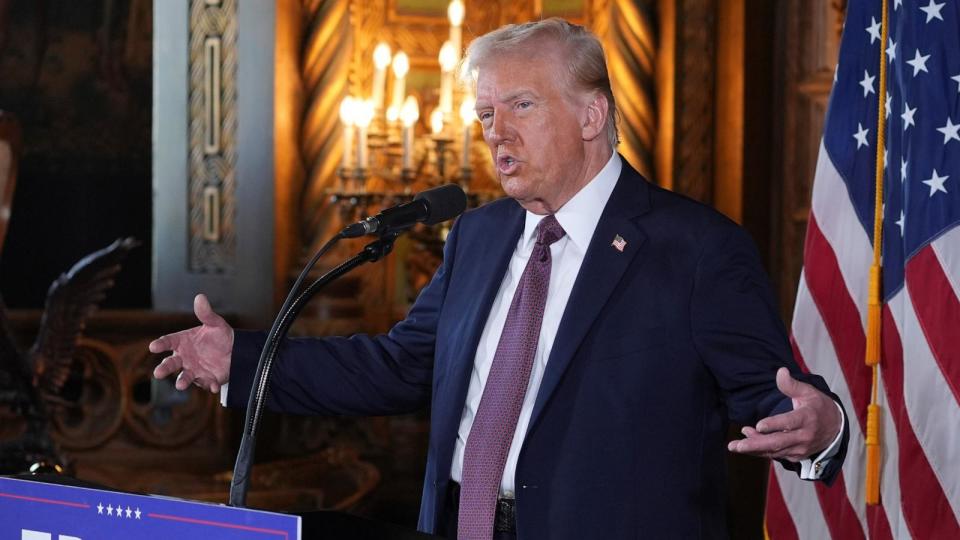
[152, 18, 846, 539]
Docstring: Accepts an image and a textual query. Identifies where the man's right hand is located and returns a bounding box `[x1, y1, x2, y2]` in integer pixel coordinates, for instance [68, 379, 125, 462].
[151, 293, 234, 393]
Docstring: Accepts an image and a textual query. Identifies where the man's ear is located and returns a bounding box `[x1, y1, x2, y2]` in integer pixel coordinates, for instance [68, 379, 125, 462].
[581, 92, 609, 141]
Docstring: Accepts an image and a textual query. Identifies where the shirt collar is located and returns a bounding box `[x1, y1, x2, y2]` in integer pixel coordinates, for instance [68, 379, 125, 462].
[521, 152, 622, 252]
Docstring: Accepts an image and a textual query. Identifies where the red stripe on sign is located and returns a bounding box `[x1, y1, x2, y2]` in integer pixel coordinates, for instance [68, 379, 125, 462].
[905, 246, 960, 408]
[764, 468, 800, 540]
[802, 215, 874, 430]
[791, 337, 871, 540]
[880, 306, 960, 539]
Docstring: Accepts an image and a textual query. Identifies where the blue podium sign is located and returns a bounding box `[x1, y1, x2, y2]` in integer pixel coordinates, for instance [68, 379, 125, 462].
[0, 476, 301, 539]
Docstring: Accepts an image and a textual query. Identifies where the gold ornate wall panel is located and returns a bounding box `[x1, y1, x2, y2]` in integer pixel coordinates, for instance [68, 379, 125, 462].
[300, 0, 352, 245]
[671, 0, 716, 203]
[602, 0, 657, 177]
[189, 0, 237, 273]
[774, 0, 844, 316]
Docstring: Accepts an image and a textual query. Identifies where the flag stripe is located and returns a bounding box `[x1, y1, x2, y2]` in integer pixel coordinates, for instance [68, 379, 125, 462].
[865, 503, 894, 540]
[905, 246, 960, 408]
[895, 285, 960, 520]
[789, 333, 869, 539]
[802, 215, 873, 427]
[931, 227, 960, 300]
[773, 465, 832, 540]
[881, 302, 960, 539]
[791, 286, 871, 533]
[765, 469, 801, 540]
[810, 141, 872, 326]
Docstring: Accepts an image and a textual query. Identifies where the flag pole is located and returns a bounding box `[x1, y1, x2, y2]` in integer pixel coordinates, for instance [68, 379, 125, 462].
[865, 0, 888, 506]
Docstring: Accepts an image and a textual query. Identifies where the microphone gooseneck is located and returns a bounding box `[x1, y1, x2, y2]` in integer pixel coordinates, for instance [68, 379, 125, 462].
[229, 183, 467, 508]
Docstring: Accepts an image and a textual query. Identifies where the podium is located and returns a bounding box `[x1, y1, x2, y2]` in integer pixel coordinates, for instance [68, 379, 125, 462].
[0, 475, 438, 539]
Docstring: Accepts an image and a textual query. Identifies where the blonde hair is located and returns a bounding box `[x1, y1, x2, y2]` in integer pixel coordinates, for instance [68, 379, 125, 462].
[462, 17, 619, 146]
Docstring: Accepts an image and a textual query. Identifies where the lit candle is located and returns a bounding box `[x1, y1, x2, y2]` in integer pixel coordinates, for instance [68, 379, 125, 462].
[459, 95, 475, 170]
[430, 108, 444, 135]
[371, 42, 392, 112]
[339, 96, 356, 171]
[386, 104, 400, 124]
[354, 99, 375, 171]
[400, 96, 420, 171]
[448, 1, 465, 63]
[438, 41, 457, 116]
[391, 51, 409, 113]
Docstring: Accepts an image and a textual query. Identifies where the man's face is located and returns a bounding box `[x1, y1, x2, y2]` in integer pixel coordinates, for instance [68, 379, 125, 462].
[474, 49, 592, 215]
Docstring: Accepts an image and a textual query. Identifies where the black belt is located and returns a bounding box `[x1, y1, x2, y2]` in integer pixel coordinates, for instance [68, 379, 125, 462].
[448, 481, 517, 533]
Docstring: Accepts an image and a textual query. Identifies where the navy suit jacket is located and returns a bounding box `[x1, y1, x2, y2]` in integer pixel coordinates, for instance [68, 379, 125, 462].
[229, 160, 848, 538]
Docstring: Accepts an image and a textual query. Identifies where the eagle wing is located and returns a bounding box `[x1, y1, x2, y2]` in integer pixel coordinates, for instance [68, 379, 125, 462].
[29, 237, 138, 398]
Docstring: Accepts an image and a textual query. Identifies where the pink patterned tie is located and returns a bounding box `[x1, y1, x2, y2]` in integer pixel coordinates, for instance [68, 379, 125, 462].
[458, 214, 566, 539]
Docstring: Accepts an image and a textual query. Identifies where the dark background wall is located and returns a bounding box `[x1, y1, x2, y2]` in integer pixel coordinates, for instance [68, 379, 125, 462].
[0, 0, 152, 308]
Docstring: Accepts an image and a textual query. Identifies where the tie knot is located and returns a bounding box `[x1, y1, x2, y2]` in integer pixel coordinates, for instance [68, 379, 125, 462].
[536, 214, 566, 247]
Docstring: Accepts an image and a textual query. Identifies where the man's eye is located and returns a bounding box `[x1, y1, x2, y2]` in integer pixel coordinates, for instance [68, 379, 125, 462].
[517, 101, 532, 110]
[479, 111, 493, 121]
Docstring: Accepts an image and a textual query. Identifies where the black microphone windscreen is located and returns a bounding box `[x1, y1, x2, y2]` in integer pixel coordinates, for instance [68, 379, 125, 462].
[416, 184, 467, 225]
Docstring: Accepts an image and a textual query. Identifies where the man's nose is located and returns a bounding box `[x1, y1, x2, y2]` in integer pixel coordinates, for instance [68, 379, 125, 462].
[488, 112, 513, 144]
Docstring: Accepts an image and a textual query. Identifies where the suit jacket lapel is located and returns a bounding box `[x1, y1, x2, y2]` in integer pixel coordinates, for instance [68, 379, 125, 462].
[527, 162, 652, 434]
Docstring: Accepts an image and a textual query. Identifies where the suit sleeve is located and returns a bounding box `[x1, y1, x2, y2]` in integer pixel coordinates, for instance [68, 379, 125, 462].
[690, 224, 849, 484]
[226, 219, 461, 417]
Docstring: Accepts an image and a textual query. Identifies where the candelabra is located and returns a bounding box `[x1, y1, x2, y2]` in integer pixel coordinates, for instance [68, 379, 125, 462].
[331, 0, 496, 224]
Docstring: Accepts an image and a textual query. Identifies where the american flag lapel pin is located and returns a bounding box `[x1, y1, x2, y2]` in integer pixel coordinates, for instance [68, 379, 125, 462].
[611, 234, 626, 252]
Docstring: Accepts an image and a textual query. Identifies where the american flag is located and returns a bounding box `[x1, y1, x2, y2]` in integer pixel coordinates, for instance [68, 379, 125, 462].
[764, 0, 960, 538]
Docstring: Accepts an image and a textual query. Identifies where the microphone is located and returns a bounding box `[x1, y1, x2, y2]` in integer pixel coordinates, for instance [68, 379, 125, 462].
[341, 184, 467, 238]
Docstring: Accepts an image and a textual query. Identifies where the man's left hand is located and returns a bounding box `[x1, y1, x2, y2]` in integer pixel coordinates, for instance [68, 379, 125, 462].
[727, 367, 842, 462]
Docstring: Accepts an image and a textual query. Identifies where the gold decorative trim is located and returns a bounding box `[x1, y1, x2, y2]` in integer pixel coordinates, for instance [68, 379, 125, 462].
[203, 186, 221, 241]
[204, 37, 222, 155]
[188, 0, 237, 272]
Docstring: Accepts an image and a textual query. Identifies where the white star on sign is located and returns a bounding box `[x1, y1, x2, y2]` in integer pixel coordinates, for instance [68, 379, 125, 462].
[920, 0, 945, 23]
[860, 70, 876, 97]
[937, 117, 960, 144]
[887, 38, 897, 63]
[116, 504, 123, 518]
[907, 49, 931, 76]
[107, 504, 113, 516]
[923, 169, 949, 196]
[853, 123, 870, 149]
[97, 503, 104, 514]
[885, 92, 892, 119]
[902, 101, 917, 130]
[895, 211, 905, 235]
[135, 508, 142, 519]
[126, 506, 132, 518]
[866, 16, 882, 43]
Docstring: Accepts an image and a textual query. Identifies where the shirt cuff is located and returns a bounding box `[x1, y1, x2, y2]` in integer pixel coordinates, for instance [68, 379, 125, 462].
[219, 383, 229, 407]
[799, 401, 845, 480]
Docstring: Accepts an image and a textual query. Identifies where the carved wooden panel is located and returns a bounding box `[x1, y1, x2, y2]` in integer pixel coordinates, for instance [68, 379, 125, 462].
[188, 0, 238, 273]
[774, 0, 844, 316]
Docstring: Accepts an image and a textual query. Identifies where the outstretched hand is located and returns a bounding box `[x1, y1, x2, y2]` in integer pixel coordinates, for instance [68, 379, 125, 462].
[728, 367, 842, 462]
[150, 294, 234, 393]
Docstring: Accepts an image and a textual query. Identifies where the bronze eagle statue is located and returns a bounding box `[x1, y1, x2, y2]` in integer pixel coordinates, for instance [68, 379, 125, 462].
[0, 237, 137, 473]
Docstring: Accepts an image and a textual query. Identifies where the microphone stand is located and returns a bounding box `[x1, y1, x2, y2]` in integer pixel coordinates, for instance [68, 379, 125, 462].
[228, 230, 403, 507]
